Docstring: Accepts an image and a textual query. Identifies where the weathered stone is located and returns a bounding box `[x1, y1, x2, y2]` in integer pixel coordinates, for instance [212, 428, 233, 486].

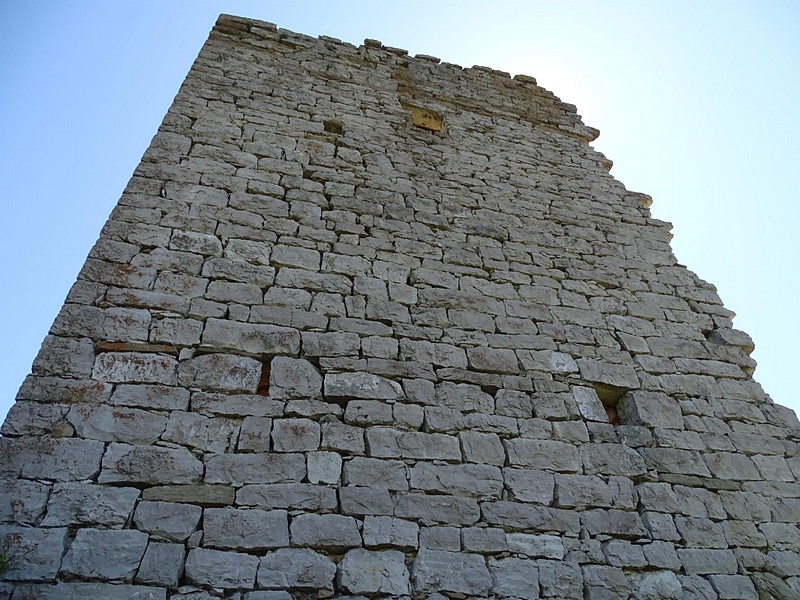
[572, 385, 607, 422]
[582, 564, 632, 600]
[0, 479, 50, 525]
[60, 528, 148, 581]
[629, 571, 683, 600]
[142, 484, 234, 507]
[580, 443, 647, 477]
[576, 359, 640, 390]
[184, 547, 258, 589]
[339, 549, 411, 595]
[362, 516, 419, 549]
[204, 507, 289, 550]
[324, 373, 402, 400]
[677, 548, 738, 574]
[9, 583, 167, 599]
[135, 542, 185, 587]
[367, 427, 461, 460]
[505, 438, 581, 472]
[461, 527, 508, 553]
[42, 483, 139, 528]
[507, 533, 564, 559]
[134, 500, 201, 542]
[111, 383, 190, 411]
[343, 457, 408, 490]
[410, 462, 503, 498]
[460, 430, 506, 466]
[339, 486, 394, 516]
[202, 318, 300, 355]
[504, 469, 556, 504]
[192, 391, 283, 417]
[92, 352, 178, 385]
[321, 420, 366, 454]
[177, 353, 262, 393]
[100, 443, 203, 485]
[258, 548, 336, 590]
[14, 437, 105, 481]
[269, 357, 322, 400]
[33, 335, 95, 378]
[272, 418, 320, 452]
[67, 403, 167, 444]
[482, 501, 580, 533]
[307, 451, 342, 484]
[489, 556, 539, 599]
[204, 452, 306, 485]
[0, 526, 68, 580]
[618, 390, 683, 428]
[236, 483, 337, 511]
[395, 492, 481, 525]
[412, 550, 491, 596]
[290, 513, 362, 549]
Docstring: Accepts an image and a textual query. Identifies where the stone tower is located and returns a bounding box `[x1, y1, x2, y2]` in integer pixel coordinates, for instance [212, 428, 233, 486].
[2, 13, 799, 600]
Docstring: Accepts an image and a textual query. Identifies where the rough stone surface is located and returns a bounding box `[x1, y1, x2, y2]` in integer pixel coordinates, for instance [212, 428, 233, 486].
[2, 14, 799, 600]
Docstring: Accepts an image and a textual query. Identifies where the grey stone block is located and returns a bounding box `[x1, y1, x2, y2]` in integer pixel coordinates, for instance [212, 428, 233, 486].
[60, 528, 148, 581]
[339, 549, 411, 596]
[142, 485, 235, 507]
[238, 416, 272, 452]
[272, 418, 320, 452]
[677, 548, 738, 574]
[269, 357, 323, 399]
[9, 583, 167, 600]
[582, 564, 631, 600]
[204, 452, 306, 485]
[488, 556, 539, 599]
[291, 513, 362, 549]
[572, 386, 607, 422]
[362, 516, 419, 549]
[134, 500, 202, 542]
[204, 508, 289, 550]
[504, 469, 555, 504]
[135, 541, 185, 587]
[576, 359, 639, 390]
[460, 430, 506, 466]
[461, 527, 507, 553]
[395, 493, 480, 525]
[177, 353, 263, 393]
[339, 486, 394, 516]
[0, 479, 49, 525]
[366, 427, 461, 460]
[618, 391, 683, 428]
[412, 549, 491, 596]
[306, 451, 342, 484]
[41, 483, 139, 528]
[235, 483, 336, 511]
[410, 462, 503, 498]
[100, 443, 203, 485]
[92, 352, 178, 385]
[0, 526, 68, 581]
[258, 548, 336, 590]
[184, 547, 258, 589]
[33, 335, 95, 378]
[202, 318, 300, 355]
[343, 457, 407, 490]
[482, 501, 580, 534]
[629, 570, 683, 600]
[505, 438, 581, 472]
[506, 533, 564, 559]
[111, 383, 190, 411]
[324, 372, 402, 400]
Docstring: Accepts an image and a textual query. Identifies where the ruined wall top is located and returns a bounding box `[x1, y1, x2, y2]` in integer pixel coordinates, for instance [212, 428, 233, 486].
[1, 13, 799, 600]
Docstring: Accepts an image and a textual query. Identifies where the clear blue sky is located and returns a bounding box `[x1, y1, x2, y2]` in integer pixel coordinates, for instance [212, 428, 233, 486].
[2, 1, 798, 421]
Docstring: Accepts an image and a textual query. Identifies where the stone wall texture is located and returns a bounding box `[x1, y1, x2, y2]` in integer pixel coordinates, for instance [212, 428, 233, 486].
[2, 13, 799, 600]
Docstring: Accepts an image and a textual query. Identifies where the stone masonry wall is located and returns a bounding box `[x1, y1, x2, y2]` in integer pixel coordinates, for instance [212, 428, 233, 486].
[2, 13, 799, 600]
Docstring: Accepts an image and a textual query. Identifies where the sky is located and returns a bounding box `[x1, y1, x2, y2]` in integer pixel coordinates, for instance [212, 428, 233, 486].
[1, 1, 798, 422]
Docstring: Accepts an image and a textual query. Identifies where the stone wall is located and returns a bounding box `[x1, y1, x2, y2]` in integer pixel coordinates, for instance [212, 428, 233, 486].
[1, 13, 799, 600]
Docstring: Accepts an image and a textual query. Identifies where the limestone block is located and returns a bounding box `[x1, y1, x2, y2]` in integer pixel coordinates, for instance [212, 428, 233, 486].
[236, 483, 336, 511]
[581, 508, 647, 539]
[111, 383, 190, 411]
[238, 416, 272, 452]
[142, 485, 235, 507]
[60, 528, 148, 581]
[67, 404, 167, 444]
[538, 560, 583, 598]
[1, 401, 69, 436]
[324, 372, 402, 400]
[135, 541, 185, 587]
[204, 508, 289, 550]
[343, 457, 408, 490]
[420, 526, 461, 551]
[618, 391, 683, 428]
[602, 539, 647, 567]
[16, 374, 112, 405]
[344, 400, 393, 425]
[275, 267, 351, 294]
[191, 391, 283, 418]
[185, 547, 258, 589]
[675, 516, 728, 549]
[677, 548, 738, 574]
[362, 516, 419, 549]
[506, 533, 565, 559]
[170, 230, 222, 256]
[258, 548, 336, 590]
[504, 469, 556, 504]
[301, 331, 361, 356]
[395, 492, 481, 525]
[290, 513, 362, 549]
[33, 335, 95, 378]
[0, 526, 68, 581]
[505, 438, 581, 472]
[412, 549, 491, 596]
[205, 280, 262, 303]
[41, 482, 139, 528]
[410, 463, 503, 498]
[482, 501, 580, 533]
[572, 386, 607, 422]
[150, 317, 203, 346]
[580, 443, 647, 477]
[269, 357, 322, 399]
[205, 451, 304, 486]
[488, 556, 539, 600]
[643, 448, 712, 477]
[177, 353, 262, 393]
[629, 571, 683, 600]
[307, 451, 342, 484]
[271, 418, 320, 452]
[467, 346, 519, 373]
[339, 549, 411, 596]
[202, 318, 300, 355]
[339, 486, 394, 516]
[582, 564, 632, 600]
[100, 443, 203, 485]
[9, 583, 167, 600]
[703, 451, 761, 480]
[202, 257, 275, 286]
[518, 350, 578, 373]
[576, 359, 640, 390]
[643, 541, 682, 570]
[367, 427, 461, 460]
[393, 402, 424, 430]
[494, 389, 533, 418]
[0, 479, 49, 525]
[18, 437, 104, 481]
[460, 431, 506, 466]
[92, 352, 178, 385]
[461, 527, 507, 553]
[133, 500, 201, 542]
[102, 307, 151, 341]
[319, 420, 364, 454]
